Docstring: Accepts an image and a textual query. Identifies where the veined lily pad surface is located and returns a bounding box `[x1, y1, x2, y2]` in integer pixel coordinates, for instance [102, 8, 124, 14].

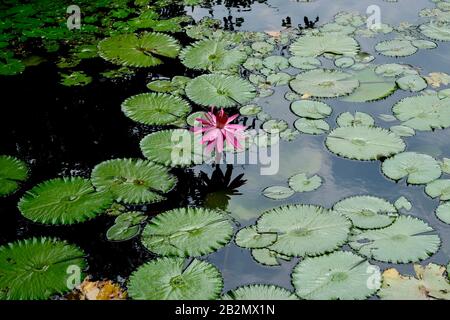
[3, 0, 450, 302]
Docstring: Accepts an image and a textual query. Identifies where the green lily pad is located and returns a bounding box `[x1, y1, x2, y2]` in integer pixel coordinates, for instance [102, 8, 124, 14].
[290, 69, 359, 98]
[128, 257, 223, 300]
[290, 34, 359, 57]
[392, 95, 450, 131]
[98, 32, 180, 67]
[180, 39, 246, 72]
[140, 129, 205, 167]
[349, 215, 440, 263]
[18, 177, 113, 225]
[394, 196, 412, 211]
[425, 179, 450, 200]
[262, 186, 295, 200]
[375, 63, 417, 77]
[262, 119, 288, 133]
[115, 211, 146, 225]
[288, 173, 322, 193]
[390, 125, 415, 137]
[375, 40, 417, 57]
[326, 126, 406, 161]
[0, 155, 28, 197]
[382, 152, 442, 184]
[292, 251, 381, 300]
[251, 248, 289, 266]
[294, 118, 329, 135]
[91, 158, 176, 204]
[341, 67, 397, 102]
[333, 196, 398, 229]
[420, 22, 450, 41]
[121, 93, 190, 126]
[256, 204, 351, 257]
[106, 223, 141, 242]
[266, 72, 291, 86]
[0, 238, 86, 300]
[396, 75, 427, 92]
[141, 207, 233, 257]
[263, 56, 289, 70]
[222, 285, 297, 300]
[235, 226, 277, 249]
[290, 100, 332, 119]
[185, 74, 256, 107]
[288, 56, 321, 70]
[240, 104, 262, 116]
[436, 202, 450, 224]
[336, 112, 374, 127]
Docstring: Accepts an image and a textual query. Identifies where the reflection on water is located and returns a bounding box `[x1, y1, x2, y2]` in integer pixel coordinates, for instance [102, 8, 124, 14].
[186, 0, 450, 287]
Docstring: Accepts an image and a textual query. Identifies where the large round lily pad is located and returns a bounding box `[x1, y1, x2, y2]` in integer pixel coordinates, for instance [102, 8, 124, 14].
[0, 238, 86, 300]
[256, 204, 351, 257]
[292, 251, 381, 300]
[141, 207, 233, 257]
[185, 74, 256, 107]
[121, 92, 190, 126]
[326, 126, 406, 161]
[290, 34, 359, 57]
[349, 216, 440, 263]
[392, 95, 450, 131]
[98, 32, 180, 67]
[333, 196, 398, 229]
[222, 285, 297, 300]
[381, 152, 442, 184]
[290, 69, 359, 98]
[91, 158, 177, 204]
[18, 177, 113, 225]
[128, 257, 223, 300]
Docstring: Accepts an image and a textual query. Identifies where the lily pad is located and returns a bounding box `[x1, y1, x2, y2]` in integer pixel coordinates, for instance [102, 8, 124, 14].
[235, 226, 277, 249]
[140, 129, 205, 167]
[292, 251, 381, 300]
[288, 173, 322, 193]
[342, 67, 398, 102]
[222, 285, 297, 300]
[288, 56, 321, 70]
[91, 159, 176, 204]
[326, 126, 406, 161]
[425, 179, 450, 200]
[121, 93, 190, 126]
[396, 75, 427, 92]
[262, 119, 288, 133]
[180, 39, 246, 72]
[349, 216, 440, 263]
[251, 248, 289, 266]
[0, 238, 86, 300]
[18, 177, 113, 225]
[420, 22, 450, 41]
[240, 104, 262, 116]
[436, 202, 450, 224]
[336, 112, 375, 127]
[262, 186, 295, 200]
[290, 69, 359, 98]
[141, 207, 233, 257]
[375, 63, 417, 77]
[379, 264, 450, 300]
[256, 204, 351, 257]
[392, 95, 450, 131]
[185, 74, 256, 107]
[0, 155, 28, 197]
[333, 196, 398, 229]
[390, 125, 415, 137]
[128, 257, 223, 300]
[294, 118, 329, 135]
[290, 34, 359, 57]
[290, 100, 332, 119]
[375, 40, 417, 57]
[263, 56, 289, 70]
[106, 223, 141, 242]
[381, 152, 442, 184]
[394, 196, 412, 211]
[98, 32, 180, 67]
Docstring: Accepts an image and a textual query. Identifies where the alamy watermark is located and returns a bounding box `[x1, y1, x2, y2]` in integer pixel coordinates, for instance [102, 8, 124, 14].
[67, 5, 81, 30]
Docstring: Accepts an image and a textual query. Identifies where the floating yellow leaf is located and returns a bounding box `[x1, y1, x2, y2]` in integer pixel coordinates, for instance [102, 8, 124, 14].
[424, 72, 450, 88]
[379, 263, 450, 300]
[301, 93, 312, 99]
[265, 31, 281, 39]
[66, 278, 127, 300]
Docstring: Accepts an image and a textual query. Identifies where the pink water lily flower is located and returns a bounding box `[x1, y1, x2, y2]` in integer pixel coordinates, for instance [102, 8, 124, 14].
[193, 107, 246, 155]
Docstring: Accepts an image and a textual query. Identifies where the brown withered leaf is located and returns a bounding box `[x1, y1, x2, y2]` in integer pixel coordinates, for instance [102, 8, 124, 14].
[65, 278, 127, 300]
[424, 72, 450, 88]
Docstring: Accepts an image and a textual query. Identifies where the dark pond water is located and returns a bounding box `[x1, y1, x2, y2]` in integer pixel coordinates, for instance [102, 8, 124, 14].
[1, 0, 450, 296]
